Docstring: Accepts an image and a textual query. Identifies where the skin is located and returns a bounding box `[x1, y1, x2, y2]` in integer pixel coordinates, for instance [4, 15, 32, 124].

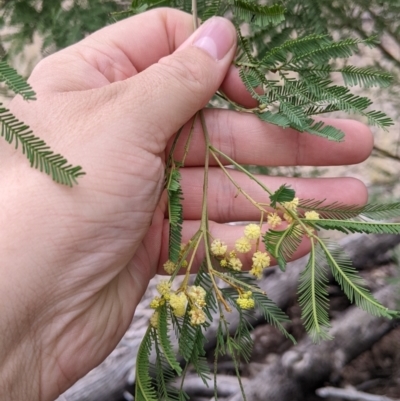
[0, 8, 373, 400]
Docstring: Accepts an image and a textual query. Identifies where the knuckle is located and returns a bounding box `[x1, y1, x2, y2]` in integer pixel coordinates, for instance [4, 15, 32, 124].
[158, 53, 208, 91]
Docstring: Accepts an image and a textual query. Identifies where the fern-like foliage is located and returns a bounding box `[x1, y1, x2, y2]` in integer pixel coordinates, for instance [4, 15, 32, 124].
[298, 242, 332, 342]
[0, 61, 36, 100]
[167, 169, 184, 263]
[299, 200, 400, 220]
[310, 219, 400, 235]
[158, 304, 182, 375]
[232, 1, 285, 27]
[320, 240, 398, 319]
[0, 104, 85, 186]
[135, 328, 158, 401]
[269, 184, 295, 208]
[233, 13, 393, 136]
[264, 224, 303, 271]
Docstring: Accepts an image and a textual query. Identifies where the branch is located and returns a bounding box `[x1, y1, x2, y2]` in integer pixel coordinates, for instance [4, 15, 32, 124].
[316, 386, 399, 401]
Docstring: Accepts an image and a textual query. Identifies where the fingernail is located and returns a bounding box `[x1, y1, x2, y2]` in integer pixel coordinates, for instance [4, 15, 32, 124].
[192, 17, 235, 61]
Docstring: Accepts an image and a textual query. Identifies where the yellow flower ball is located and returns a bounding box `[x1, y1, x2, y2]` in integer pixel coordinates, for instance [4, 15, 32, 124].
[268, 212, 282, 229]
[305, 210, 320, 220]
[163, 260, 176, 275]
[235, 237, 252, 253]
[210, 239, 228, 256]
[244, 224, 261, 240]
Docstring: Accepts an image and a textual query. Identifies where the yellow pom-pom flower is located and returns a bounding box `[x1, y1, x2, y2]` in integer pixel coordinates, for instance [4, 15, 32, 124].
[304, 210, 320, 220]
[187, 285, 207, 308]
[220, 259, 228, 267]
[249, 265, 263, 279]
[252, 251, 271, 269]
[229, 257, 243, 271]
[210, 239, 228, 256]
[150, 296, 164, 309]
[150, 311, 159, 328]
[163, 260, 176, 274]
[283, 197, 299, 212]
[235, 237, 252, 253]
[169, 292, 188, 317]
[236, 293, 255, 310]
[267, 213, 282, 229]
[157, 280, 171, 298]
[189, 307, 207, 326]
[244, 224, 261, 240]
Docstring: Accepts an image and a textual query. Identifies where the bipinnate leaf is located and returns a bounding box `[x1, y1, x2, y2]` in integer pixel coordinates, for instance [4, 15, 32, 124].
[135, 328, 158, 401]
[298, 242, 332, 342]
[167, 169, 184, 263]
[299, 200, 400, 220]
[319, 240, 398, 319]
[233, 1, 285, 27]
[310, 219, 400, 235]
[158, 304, 182, 375]
[0, 61, 36, 100]
[264, 224, 303, 272]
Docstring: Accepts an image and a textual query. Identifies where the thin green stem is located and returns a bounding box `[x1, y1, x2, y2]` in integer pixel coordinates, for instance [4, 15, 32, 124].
[210, 149, 269, 213]
[210, 146, 274, 195]
[199, 111, 231, 312]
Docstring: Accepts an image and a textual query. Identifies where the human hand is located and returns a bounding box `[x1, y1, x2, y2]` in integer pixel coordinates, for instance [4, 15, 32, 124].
[0, 8, 373, 400]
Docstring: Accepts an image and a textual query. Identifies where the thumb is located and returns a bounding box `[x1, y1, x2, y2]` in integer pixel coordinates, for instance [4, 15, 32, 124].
[116, 17, 237, 148]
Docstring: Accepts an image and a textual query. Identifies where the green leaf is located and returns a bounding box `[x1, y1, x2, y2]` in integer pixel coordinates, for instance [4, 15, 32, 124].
[360, 203, 400, 220]
[305, 120, 345, 141]
[269, 184, 295, 208]
[319, 240, 398, 318]
[261, 33, 331, 67]
[233, 1, 285, 27]
[256, 110, 291, 128]
[152, 329, 184, 401]
[252, 291, 296, 342]
[340, 66, 393, 88]
[135, 328, 158, 401]
[290, 37, 368, 65]
[299, 200, 400, 220]
[0, 61, 36, 100]
[298, 242, 332, 342]
[167, 169, 184, 263]
[310, 219, 400, 235]
[0, 104, 85, 186]
[158, 304, 182, 375]
[264, 224, 303, 272]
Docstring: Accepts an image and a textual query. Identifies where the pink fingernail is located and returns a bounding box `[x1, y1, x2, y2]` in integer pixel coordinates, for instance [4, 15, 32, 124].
[192, 17, 235, 61]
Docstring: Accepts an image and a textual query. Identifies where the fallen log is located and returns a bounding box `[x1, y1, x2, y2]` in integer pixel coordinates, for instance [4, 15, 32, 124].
[227, 286, 399, 401]
[316, 385, 400, 401]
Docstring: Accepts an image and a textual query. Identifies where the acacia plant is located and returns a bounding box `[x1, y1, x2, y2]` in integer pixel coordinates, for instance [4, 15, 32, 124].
[125, 1, 400, 400]
[1, 1, 400, 400]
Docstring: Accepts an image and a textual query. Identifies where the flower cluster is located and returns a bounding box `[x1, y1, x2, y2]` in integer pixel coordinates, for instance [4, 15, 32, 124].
[250, 251, 271, 279]
[169, 292, 187, 317]
[210, 223, 272, 279]
[304, 210, 320, 220]
[236, 291, 255, 310]
[187, 285, 208, 325]
[150, 279, 187, 318]
[162, 243, 190, 274]
[150, 281, 208, 327]
[282, 197, 299, 223]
